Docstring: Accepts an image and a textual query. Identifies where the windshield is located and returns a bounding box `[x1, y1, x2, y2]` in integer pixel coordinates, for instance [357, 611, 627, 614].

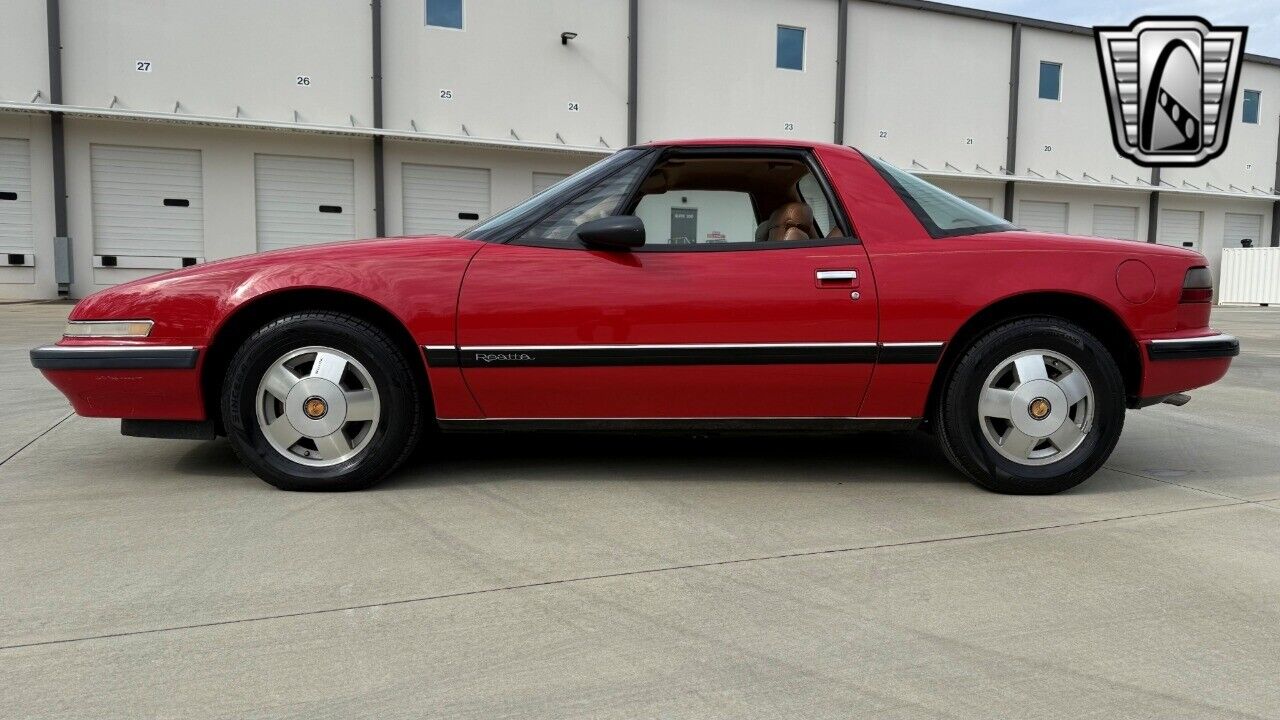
[461, 148, 645, 241]
[863, 154, 1017, 238]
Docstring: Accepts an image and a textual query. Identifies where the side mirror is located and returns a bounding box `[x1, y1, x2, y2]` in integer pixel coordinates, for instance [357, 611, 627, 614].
[574, 215, 645, 250]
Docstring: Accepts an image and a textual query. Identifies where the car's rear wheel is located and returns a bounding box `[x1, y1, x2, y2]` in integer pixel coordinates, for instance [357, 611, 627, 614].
[935, 317, 1125, 494]
[221, 311, 422, 491]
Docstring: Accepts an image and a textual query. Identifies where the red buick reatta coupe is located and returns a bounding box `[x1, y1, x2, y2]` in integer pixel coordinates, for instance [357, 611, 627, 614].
[31, 139, 1238, 493]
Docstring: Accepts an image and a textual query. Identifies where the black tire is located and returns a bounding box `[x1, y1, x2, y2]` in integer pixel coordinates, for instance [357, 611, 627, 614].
[221, 311, 423, 491]
[935, 317, 1125, 494]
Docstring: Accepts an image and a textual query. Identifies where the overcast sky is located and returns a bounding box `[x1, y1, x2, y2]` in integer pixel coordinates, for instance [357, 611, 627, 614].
[957, 0, 1280, 58]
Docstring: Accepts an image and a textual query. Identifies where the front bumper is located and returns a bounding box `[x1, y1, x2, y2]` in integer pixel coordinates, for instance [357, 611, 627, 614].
[30, 345, 199, 370]
[30, 344, 206, 420]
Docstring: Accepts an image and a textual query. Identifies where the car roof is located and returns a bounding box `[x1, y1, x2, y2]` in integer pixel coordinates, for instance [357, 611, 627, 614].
[642, 137, 854, 153]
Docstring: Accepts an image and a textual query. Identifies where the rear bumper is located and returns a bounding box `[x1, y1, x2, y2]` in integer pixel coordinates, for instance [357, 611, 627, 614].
[1135, 333, 1238, 407]
[31, 344, 206, 420]
[1146, 333, 1240, 361]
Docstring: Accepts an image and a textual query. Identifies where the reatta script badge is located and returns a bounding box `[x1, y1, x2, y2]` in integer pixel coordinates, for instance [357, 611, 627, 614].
[476, 353, 535, 363]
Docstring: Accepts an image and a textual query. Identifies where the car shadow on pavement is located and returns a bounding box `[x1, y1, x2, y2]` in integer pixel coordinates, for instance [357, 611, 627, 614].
[378, 429, 963, 490]
[169, 428, 1150, 496]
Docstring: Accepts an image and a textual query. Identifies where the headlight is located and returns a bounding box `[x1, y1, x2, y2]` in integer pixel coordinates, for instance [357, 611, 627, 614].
[63, 320, 154, 338]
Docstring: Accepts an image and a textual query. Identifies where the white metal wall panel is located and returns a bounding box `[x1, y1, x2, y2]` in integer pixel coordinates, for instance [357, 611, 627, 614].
[0, 138, 33, 255]
[959, 196, 993, 212]
[1220, 248, 1280, 304]
[402, 164, 490, 237]
[1224, 213, 1264, 249]
[532, 172, 570, 195]
[255, 155, 355, 251]
[1159, 209, 1203, 250]
[90, 144, 204, 258]
[1092, 205, 1139, 240]
[1017, 201, 1068, 233]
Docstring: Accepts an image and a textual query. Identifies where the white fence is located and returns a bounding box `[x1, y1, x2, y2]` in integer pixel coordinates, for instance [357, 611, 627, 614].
[1220, 247, 1280, 305]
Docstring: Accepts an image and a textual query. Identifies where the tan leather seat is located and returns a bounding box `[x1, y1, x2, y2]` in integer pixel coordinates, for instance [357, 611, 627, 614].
[756, 202, 819, 242]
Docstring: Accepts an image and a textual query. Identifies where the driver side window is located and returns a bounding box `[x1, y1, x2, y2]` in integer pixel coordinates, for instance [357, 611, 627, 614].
[513, 151, 851, 248]
[517, 160, 648, 242]
[626, 155, 846, 248]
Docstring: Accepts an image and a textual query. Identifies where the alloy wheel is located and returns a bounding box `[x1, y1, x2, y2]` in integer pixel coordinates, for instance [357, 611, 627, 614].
[977, 348, 1094, 466]
[254, 346, 381, 467]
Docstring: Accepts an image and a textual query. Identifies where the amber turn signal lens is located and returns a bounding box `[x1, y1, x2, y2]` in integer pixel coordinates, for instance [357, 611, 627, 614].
[63, 320, 155, 338]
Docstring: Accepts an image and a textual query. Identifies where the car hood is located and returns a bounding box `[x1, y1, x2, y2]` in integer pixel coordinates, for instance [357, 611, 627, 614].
[68, 234, 480, 328]
[105, 235, 465, 289]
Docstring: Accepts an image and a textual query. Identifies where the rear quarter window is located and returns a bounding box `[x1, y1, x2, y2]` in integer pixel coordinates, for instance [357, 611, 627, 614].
[863, 154, 1018, 238]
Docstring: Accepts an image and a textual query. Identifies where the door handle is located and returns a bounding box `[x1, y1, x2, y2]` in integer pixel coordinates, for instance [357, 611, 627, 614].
[815, 269, 858, 287]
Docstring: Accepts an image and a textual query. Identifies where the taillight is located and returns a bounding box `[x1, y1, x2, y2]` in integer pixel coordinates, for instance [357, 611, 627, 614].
[1180, 267, 1212, 304]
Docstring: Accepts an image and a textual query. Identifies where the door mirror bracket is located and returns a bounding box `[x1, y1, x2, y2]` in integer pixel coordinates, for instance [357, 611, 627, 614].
[574, 216, 645, 250]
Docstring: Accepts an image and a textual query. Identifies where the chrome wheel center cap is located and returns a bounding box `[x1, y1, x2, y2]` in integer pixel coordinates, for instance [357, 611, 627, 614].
[1008, 379, 1069, 438]
[1028, 396, 1051, 420]
[303, 396, 328, 419]
[284, 378, 347, 438]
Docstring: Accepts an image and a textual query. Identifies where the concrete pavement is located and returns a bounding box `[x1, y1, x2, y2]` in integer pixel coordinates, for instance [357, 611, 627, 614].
[1, 304, 1278, 718]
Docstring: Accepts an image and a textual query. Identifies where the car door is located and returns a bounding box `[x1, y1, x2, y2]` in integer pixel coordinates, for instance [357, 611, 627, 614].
[453, 148, 879, 421]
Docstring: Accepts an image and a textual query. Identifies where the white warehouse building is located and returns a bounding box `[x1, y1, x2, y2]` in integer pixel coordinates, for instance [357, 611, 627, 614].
[0, 0, 1277, 301]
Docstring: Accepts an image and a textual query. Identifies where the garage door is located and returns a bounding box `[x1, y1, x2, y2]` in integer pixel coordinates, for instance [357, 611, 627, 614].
[1017, 201, 1068, 233]
[0, 138, 33, 261]
[402, 164, 490, 236]
[1224, 212, 1264, 248]
[1092, 205, 1139, 240]
[255, 154, 355, 251]
[959, 196, 993, 213]
[532, 172, 569, 195]
[1159, 209, 1202, 250]
[91, 144, 203, 262]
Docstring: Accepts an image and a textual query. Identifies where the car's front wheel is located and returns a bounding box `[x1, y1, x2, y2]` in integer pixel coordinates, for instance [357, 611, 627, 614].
[935, 317, 1126, 494]
[221, 312, 423, 491]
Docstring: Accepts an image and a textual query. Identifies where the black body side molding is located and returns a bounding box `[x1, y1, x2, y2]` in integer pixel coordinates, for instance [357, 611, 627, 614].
[31, 346, 199, 370]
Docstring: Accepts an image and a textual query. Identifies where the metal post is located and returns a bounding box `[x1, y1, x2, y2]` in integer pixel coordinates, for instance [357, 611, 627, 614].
[46, 0, 70, 293]
[1271, 201, 1279, 247]
[371, 0, 386, 237]
[1147, 168, 1161, 244]
[1002, 23, 1021, 222]
[834, 0, 848, 144]
[627, 0, 638, 146]
[1272, 116, 1280, 246]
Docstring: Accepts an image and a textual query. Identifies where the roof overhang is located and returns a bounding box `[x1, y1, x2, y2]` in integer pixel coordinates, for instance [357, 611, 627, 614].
[915, 169, 1279, 202]
[0, 101, 612, 157]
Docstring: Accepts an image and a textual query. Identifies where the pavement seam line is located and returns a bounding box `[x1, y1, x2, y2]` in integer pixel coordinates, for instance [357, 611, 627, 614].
[1104, 464, 1276, 505]
[0, 498, 1245, 653]
[0, 412, 73, 467]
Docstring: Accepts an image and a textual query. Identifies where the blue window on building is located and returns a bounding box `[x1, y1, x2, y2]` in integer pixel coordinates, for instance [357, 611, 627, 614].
[1038, 62, 1061, 100]
[426, 0, 463, 29]
[777, 26, 805, 70]
[1242, 90, 1261, 124]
